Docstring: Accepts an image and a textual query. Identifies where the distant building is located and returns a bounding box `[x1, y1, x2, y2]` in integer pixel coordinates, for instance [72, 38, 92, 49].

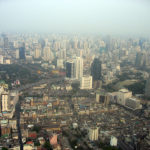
[16, 49, 19, 59]
[145, 77, 150, 98]
[0, 55, 4, 64]
[34, 48, 41, 59]
[89, 127, 99, 141]
[80, 76, 92, 89]
[43, 47, 53, 61]
[110, 136, 118, 146]
[135, 51, 150, 67]
[66, 57, 83, 80]
[75, 57, 83, 80]
[66, 60, 76, 78]
[19, 45, 25, 59]
[57, 49, 66, 59]
[57, 59, 64, 68]
[125, 98, 142, 110]
[91, 58, 101, 81]
[117, 89, 132, 106]
[1, 92, 10, 112]
[3, 36, 9, 50]
[96, 91, 110, 107]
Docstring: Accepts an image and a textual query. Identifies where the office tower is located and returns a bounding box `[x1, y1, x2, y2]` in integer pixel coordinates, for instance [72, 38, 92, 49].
[19, 44, 25, 59]
[34, 48, 41, 59]
[139, 38, 146, 49]
[135, 51, 150, 67]
[3, 36, 9, 50]
[1, 92, 10, 112]
[80, 76, 92, 89]
[0, 55, 4, 64]
[91, 58, 101, 81]
[66, 60, 76, 78]
[66, 57, 83, 80]
[43, 47, 52, 61]
[145, 77, 150, 98]
[75, 57, 83, 80]
[57, 49, 66, 59]
[38, 38, 45, 49]
[89, 127, 99, 141]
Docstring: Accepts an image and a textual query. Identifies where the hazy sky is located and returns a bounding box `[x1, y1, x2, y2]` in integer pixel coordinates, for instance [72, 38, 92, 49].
[0, 0, 150, 36]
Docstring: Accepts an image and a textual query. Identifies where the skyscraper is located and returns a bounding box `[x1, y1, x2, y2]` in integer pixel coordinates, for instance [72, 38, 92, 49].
[3, 36, 9, 50]
[34, 48, 41, 59]
[145, 77, 150, 99]
[66, 57, 83, 80]
[91, 58, 101, 81]
[75, 57, 83, 80]
[43, 47, 52, 61]
[66, 60, 76, 78]
[19, 44, 25, 59]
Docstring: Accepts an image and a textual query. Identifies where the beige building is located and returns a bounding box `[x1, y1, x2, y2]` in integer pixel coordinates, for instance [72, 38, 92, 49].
[80, 76, 92, 89]
[34, 48, 41, 59]
[75, 57, 83, 80]
[1, 92, 10, 112]
[89, 127, 99, 141]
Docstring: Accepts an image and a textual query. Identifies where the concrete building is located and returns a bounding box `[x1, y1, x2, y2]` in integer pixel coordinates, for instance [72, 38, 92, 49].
[16, 49, 19, 59]
[75, 57, 83, 80]
[43, 47, 53, 61]
[91, 58, 101, 81]
[80, 76, 92, 89]
[34, 48, 41, 59]
[125, 98, 142, 110]
[1, 92, 10, 112]
[89, 127, 99, 141]
[0, 55, 3, 64]
[145, 77, 150, 98]
[57, 59, 64, 68]
[110, 136, 118, 146]
[117, 89, 132, 106]
[66, 60, 76, 78]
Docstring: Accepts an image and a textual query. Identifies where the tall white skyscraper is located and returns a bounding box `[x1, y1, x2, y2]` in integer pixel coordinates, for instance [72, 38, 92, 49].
[75, 57, 83, 80]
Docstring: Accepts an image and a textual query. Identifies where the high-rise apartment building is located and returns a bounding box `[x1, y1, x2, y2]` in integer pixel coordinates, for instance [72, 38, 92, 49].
[3, 36, 9, 50]
[1, 92, 10, 112]
[43, 47, 51, 61]
[145, 77, 150, 98]
[66, 57, 83, 80]
[34, 48, 41, 59]
[75, 57, 83, 80]
[89, 127, 99, 141]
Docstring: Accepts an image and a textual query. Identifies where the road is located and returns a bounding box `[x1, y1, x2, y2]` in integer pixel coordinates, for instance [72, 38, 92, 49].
[15, 100, 23, 150]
